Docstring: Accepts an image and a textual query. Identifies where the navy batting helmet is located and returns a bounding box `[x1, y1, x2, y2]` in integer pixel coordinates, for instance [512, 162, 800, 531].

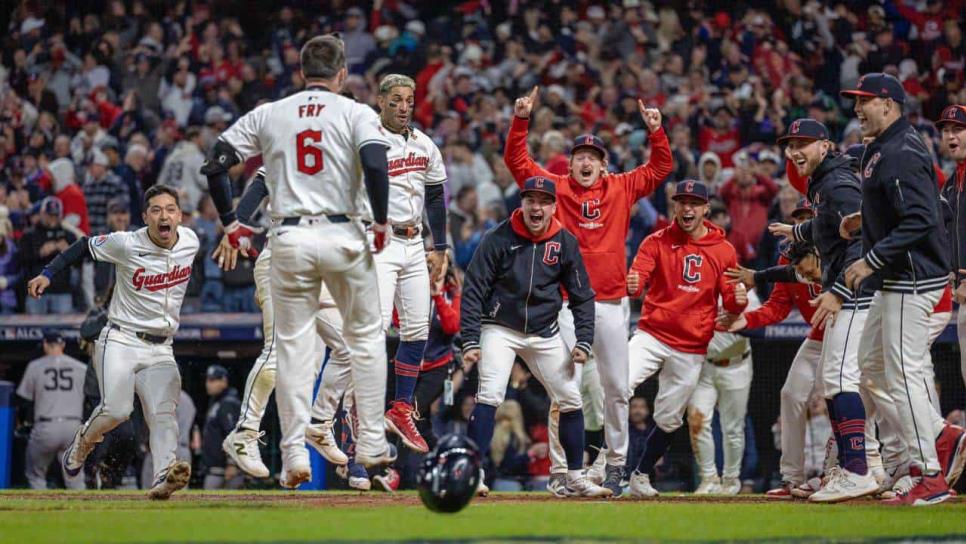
[417, 434, 481, 513]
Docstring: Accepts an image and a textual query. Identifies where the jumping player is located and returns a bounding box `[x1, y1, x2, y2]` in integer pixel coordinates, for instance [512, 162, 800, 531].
[201, 35, 394, 488]
[28, 185, 199, 500]
[461, 177, 611, 498]
[505, 86, 672, 495]
[622, 180, 747, 498]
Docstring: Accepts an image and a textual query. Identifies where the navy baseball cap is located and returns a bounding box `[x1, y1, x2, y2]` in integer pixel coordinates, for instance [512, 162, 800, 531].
[570, 134, 607, 160]
[40, 196, 63, 217]
[520, 176, 556, 201]
[206, 365, 229, 380]
[936, 105, 966, 129]
[792, 198, 815, 218]
[778, 118, 830, 144]
[43, 329, 64, 343]
[671, 180, 709, 203]
[840, 73, 905, 104]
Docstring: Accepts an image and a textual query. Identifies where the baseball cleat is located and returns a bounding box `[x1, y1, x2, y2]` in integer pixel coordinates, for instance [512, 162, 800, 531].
[790, 476, 823, 499]
[547, 474, 574, 497]
[337, 463, 371, 491]
[565, 473, 614, 498]
[878, 474, 914, 500]
[373, 467, 400, 493]
[875, 464, 909, 498]
[765, 482, 795, 500]
[720, 476, 741, 495]
[355, 443, 397, 469]
[881, 467, 950, 506]
[222, 428, 270, 478]
[694, 475, 721, 495]
[384, 401, 429, 453]
[935, 422, 966, 487]
[476, 468, 489, 497]
[305, 420, 349, 466]
[628, 471, 659, 499]
[585, 448, 608, 485]
[808, 467, 878, 503]
[62, 428, 94, 478]
[602, 464, 624, 497]
[147, 460, 191, 500]
[279, 463, 312, 489]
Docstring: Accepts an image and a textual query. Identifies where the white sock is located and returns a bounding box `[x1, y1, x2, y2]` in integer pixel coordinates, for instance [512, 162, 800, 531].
[567, 469, 583, 481]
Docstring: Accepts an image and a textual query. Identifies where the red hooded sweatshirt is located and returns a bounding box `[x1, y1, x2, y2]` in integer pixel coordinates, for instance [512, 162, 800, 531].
[629, 220, 746, 353]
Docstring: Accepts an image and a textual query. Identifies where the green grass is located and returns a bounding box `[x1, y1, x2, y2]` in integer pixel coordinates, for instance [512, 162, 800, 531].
[2, 490, 965, 543]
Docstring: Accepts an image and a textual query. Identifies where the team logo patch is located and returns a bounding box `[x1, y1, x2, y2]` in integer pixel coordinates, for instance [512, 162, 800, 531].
[682, 254, 703, 284]
[581, 199, 601, 221]
[93, 235, 108, 247]
[543, 241, 561, 265]
[863, 151, 881, 180]
[790, 120, 801, 134]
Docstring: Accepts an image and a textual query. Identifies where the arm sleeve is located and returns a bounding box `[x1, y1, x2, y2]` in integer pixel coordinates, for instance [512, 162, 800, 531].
[628, 236, 659, 298]
[619, 128, 674, 202]
[792, 219, 814, 243]
[433, 292, 461, 335]
[236, 168, 268, 224]
[865, 154, 940, 271]
[830, 183, 864, 299]
[719, 248, 748, 314]
[561, 235, 597, 354]
[459, 232, 500, 352]
[503, 117, 554, 187]
[425, 183, 448, 249]
[359, 143, 390, 225]
[742, 282, 795, 329]
[753, 264, 799, 285]
[41, 237, 94, 279]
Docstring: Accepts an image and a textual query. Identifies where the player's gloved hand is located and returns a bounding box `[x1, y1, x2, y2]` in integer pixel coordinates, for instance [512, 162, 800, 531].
[224, 220, 261, 257]
[27, 275, 50, 299]
[626, 271, 640, 296]
[571, 346, 589, 364]
[462, 348, 481, 366]
[369, 222, 391, 254]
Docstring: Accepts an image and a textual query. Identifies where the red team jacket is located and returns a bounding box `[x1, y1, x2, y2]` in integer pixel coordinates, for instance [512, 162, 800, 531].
[504, 117, 674, 301]
[742, 255, 825, 342]
[629, 220, 747, 354]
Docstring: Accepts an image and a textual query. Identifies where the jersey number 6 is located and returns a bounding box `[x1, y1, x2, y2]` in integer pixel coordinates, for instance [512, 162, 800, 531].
[296, 129, 324, 175]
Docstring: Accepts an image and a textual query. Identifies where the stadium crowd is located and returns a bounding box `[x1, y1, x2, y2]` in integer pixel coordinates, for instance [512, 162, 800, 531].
[5, 0, 966, 491]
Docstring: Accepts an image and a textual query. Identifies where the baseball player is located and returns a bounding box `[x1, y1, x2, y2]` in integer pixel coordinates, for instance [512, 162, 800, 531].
[27, 185, 199, 500]
[840, 74, 955, 505]
[505, 87, 672, 496]
[201, 35, 394, 488]
[721, 202, 828, 499]
[940, 104, 966, 391]
[622, 180, 747, 498]
[16, 330, 88, 489]
[371, 74, 450, 454]
[689, 289, 760, 495]
[217, 168, 351, 480]
[461, 176, 611, 498]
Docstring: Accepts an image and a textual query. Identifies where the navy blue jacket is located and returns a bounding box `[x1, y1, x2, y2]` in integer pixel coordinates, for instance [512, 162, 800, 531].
[792, 153, 873, 308]
[461, 209, 595, 355]
[941, 164, 966, 281]
[859, 118, 949, 293]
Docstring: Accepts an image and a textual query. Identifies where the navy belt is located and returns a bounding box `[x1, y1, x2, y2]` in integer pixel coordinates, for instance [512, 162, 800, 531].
[109, 323, 169, 344]
[392, 224, 422, 238]
[280, 214, 350, 226]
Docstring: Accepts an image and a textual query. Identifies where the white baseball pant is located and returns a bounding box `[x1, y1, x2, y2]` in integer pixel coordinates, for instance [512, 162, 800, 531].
[547, 303, 608, 474]
[235, 245, 354, 432]
[375, 234, 430, 340]
[859, 289, 945, 474]
[476, 324, 582, 413]
[688, 351, 752, 481]
[78, 326, 181, 482]
[628, 330, 705, 433]
[270, 219, 387, 466]
[778, 339, 823, 484]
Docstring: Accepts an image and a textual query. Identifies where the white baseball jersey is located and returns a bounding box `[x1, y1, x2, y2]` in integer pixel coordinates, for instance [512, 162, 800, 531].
[88, 227, 200, 336]
[220, 88, 390, 220]
[16, 354, 87, 422]
[384, 127, 446, 225]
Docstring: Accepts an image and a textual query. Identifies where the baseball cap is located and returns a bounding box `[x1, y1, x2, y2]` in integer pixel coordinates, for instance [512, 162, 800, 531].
[792, 198, 815, 218]
[570, 134, 607, 160]
[671, 180, 710, 203]
[107, 198, 128, 214]
[206, 365, 229, 380]
[43, 329, 64, 343]
[840, 73, 905, 104]
[40, 196, 63, 217]
[520, 176, 556, 201]
[936, 105, 966, 130]
[99, 136, 120, 152]
[777, 118, 830, 144]
[346, 6, 365, 18]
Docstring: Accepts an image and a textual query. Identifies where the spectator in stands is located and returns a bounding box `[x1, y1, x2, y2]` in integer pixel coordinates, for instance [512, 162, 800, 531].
[81, 149, 125, 235]
[445, 141, 493, 194]
[194, 195, 223, 312]
[114, 143, 148, 227]
[719, 155, 779, 264]
[20, 197, 76, 314]
[0, 214, 19, 314]
[539, 131, 569, 175]
[201, 365, 241, 489]
[92, 198, 130, 299]
[624, 396, 654, 477]
[490, 400, 533, 492]
[48, 158, 89, 235]
[158, 126, 207, 213]
[449, 185, 482, 269]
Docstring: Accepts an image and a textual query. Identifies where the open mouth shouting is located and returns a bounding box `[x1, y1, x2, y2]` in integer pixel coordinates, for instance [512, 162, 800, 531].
[679, 210, 697, 230]
[158, 222, 173, 240]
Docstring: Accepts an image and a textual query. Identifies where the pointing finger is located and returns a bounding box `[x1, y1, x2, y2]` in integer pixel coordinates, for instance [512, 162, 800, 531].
[529, 86, 539, 103]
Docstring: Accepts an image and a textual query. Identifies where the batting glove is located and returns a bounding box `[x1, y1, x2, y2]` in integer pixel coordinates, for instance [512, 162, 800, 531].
[225, 220, 262, 257]
[369, 222, 391, 254]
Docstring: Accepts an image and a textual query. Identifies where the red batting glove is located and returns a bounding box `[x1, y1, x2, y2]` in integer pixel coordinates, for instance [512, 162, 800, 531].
[370, 222, 390, 254]
[225, 220, 261, 257]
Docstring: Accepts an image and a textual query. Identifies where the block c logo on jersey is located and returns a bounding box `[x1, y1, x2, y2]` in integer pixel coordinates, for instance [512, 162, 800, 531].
[543, 241, 561, 265]
[581, 199, 601, 221]
[682, 254, 703, 284]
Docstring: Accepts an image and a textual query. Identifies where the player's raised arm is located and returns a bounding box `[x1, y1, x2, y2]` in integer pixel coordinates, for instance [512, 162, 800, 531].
[503, 86, 553, 185]
[617, 102, 674, 200]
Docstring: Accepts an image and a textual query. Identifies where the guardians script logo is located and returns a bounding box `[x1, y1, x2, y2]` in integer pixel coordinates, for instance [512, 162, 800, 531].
[388, 153, 430, 177]
[132, 265, 192, 292]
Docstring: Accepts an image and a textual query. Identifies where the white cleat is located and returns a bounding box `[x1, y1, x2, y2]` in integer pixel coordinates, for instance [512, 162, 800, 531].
[809, 468, 879, 503]
[720, 476, 741, 495]
[628, 471, 659, 499]
[585, 449, 608, 485]
[355, 444, 397, 469]
[147, 460, 191, 500]
[222, 429, 270, 478]
[566, 474, 614, 498]
[694, 475, 721, 495]
[878, 475, 914, 501]
[476, 468, 489, 497]
[279, 464, 312, 489]
[336, 464, 372, 491]
[62, 428, 95, 478]
[547, 474, 573, 497]
[305, 420, 349, 465]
